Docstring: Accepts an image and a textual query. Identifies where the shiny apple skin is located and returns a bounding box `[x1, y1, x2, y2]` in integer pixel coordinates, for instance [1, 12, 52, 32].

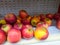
[0, 30, 6, 44]
[4, 13, 17, 25]
[21, 25, 34, 39]
[34, 27, 49, 40]
[56, 19, 60, 29]
[19, 10, 28, 19]
[7, 28, 21, 43]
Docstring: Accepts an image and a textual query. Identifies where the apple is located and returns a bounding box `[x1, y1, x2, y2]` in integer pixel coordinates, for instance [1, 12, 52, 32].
[53, 13, 60, 20]
[16, 19, 21, 24]
[0, 30, 6, 44]
[0, 24, 2, 28]
[1, 24, 12, 33]
[0, 23, 2, 28]
[56, 19, 60, 29]
[21, 15, 32, 25]
[0, 19, 6, 25]
[37, 15, 41, 20]
[0, 19, 6, 27]
[44, 18, 52, 26]
[4, 13, 17, 25]
[21, 25, 34, 39]
[34, 27, 49, 40]
[36, 22, 48, 29]
[46, 13, 54, 20]
[7, 28, 21, 43]
[19, 10, 28, 19]
[31, 16, 40, 27]
[16, 16, 22, 24]
[14, 23, 23, 30]
[40, 14, 46, 21]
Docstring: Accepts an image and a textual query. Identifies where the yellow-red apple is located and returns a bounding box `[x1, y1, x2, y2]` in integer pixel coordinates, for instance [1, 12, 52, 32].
[44, 18, 52, 26]
[1, 24, 12, 33]
[34, 27, 49, 40]
[31, 16, 40, 26]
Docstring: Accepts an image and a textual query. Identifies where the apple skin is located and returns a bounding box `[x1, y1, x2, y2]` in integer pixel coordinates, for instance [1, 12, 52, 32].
[14, 23, 23, 30]
[0, 19, 6, 28]
[16, 19, 21, 24]
[40, 14, 46, 21]
[0, 30, 6, 44]
[53, 13, 60, 20]
[0, 19, 6, 25]
[56, 19, 60, 29]
[0, 24, 2, 28]
[21, 15, 32, 25]
[7, 28, 21, 43]
[44, 18, 52, 26]
[4, 13, 17, 25]
[36, 22, 48, 29]
[21, 25, 34, 39]
[16, 16, 22, 24]
[34, 27, 49, 40]
[1, 24, 12, 33]
[19, 10, 28, 19]
[46, 13, 54, 20]
[31, 16, 40, 27]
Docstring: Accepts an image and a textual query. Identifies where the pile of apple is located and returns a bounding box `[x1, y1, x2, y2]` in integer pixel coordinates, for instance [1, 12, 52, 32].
[0, 10, 60, 44]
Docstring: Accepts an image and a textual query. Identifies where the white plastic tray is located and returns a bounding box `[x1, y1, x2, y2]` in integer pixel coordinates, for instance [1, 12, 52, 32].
[3, 26, 60, 45]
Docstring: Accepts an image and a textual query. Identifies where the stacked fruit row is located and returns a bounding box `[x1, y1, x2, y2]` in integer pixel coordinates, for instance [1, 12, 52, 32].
[0, 10, 60, 44]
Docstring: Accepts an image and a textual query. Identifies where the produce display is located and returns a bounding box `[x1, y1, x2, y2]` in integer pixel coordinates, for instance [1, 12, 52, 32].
[0, 10, 60, 44]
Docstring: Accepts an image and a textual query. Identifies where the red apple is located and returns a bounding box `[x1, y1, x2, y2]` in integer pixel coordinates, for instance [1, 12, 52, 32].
[34, 27, 49, 40]
[7, 28, 21, 43]
[56, 19, 60, 29]
[21, 15, 32, 25]
[53, 13, 60, 20]
[46, 13, 54, 20]
[0, 24, 2, 28]
[37, 22, 48, 29]
[14, 23, 23, 30]
[21, 25, 34, 39]
[1, 24, 12, 33]
[4, 13, 17, 25]
[0, 30, 6, 44]
[40, 14, 46, 21]
[19, 10, 28, 19]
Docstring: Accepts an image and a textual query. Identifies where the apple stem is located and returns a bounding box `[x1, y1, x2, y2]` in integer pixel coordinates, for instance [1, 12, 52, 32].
[29, 29, 32, 31]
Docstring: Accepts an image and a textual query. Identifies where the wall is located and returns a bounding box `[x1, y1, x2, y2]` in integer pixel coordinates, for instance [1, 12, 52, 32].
[0, 0, 60, 18]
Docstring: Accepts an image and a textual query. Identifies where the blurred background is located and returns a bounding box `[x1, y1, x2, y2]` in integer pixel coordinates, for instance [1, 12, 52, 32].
[0, 0, 60, 17]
